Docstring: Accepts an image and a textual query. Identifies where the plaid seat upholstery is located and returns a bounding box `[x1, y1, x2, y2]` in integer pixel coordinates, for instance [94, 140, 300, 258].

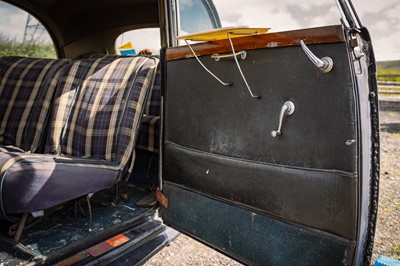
[78, 54, 162, 116]
[0, 56, 158, 217]
[45, 56, 158, 166]
[75, 54, 162, 153]
[144, 64, 161, 116]
[136, 64, 161, 153]
[0, 56, 70, 152]
[136, 115, 160, 153]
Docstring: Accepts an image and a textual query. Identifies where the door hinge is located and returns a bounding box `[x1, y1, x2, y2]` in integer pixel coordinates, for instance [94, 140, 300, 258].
[350, 33, 365, 59]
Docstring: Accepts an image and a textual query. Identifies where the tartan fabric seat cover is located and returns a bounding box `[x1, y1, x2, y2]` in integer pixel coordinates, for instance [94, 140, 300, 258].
[45, 56, 157, 165]
[143, 64, 161, 117]
[0, 56, 70, 152]
[136, 63, 161, 152]
[73, 54, 162, 153]
[0, 56, 158, 217]
[136, 115, 160, 153]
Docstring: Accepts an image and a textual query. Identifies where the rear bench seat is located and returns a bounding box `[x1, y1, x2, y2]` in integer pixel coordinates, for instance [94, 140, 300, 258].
[0, 56, 158, 220]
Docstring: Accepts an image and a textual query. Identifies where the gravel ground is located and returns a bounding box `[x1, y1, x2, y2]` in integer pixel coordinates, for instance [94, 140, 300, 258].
[146, 110, 400, 266]
[372, 110, 400, 262]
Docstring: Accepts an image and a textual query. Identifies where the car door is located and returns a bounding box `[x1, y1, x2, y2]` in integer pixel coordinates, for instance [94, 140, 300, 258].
[159, 0, 379, 265]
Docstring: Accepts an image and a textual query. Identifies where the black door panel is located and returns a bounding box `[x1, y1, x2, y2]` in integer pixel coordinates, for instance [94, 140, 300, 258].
[165, 43, 357, 172]
[162, 25, 376, 265]
[164, 38, 359, 239]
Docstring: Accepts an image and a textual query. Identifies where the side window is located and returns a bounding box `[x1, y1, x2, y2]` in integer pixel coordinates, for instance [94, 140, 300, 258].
[177, 0, 221, 35]
[115, 28, 161, 56]
[0, 1, 56, 58]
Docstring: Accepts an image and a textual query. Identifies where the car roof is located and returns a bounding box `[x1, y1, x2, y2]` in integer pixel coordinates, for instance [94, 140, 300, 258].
[5, 0, 160, 57]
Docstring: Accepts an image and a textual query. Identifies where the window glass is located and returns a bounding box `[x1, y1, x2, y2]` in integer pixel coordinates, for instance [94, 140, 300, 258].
[178, 0, 217, 35]
[175, 0, 221, 47]
[115, 28, 160, 56]
[0, 1, 56, 58]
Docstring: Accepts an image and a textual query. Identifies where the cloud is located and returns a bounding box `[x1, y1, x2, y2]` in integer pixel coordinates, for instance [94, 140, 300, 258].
[385, 3, 400, 20]
[352, 0, 399, 16]
[286, 3, 339, 28]
[371, 31, 400, 61]
[214, 0, 339, 30]
[214, 0, 301, 31]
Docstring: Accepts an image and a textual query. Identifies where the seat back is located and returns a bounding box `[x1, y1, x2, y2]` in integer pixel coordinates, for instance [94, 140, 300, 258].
[74, 54, 162, 154]
[45, 56, 158, 167]
[136, 115, 160, 153]
[143, 64, 161, 116]
[0, 56, 70, 152]
[135, 63, 161, 153]
[77, 54, 162, 117]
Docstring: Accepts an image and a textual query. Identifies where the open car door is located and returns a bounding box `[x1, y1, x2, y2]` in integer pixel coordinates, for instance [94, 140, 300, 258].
[160, 1, 379, 265]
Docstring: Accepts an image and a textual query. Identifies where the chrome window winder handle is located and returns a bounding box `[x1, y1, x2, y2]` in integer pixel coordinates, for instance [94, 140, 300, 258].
[271, 101, 295, 138]
[300, 40, 334, 73]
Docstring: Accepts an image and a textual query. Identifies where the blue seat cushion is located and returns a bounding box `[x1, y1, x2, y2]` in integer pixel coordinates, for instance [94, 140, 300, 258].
[0, 152, 119, 217]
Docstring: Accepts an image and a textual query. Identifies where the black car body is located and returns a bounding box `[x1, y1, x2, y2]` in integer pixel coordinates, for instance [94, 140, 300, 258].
[0, 0, 379, 265]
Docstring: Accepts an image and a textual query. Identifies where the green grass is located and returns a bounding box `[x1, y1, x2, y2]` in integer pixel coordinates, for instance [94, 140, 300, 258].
[0, 35, 56, 58]
[377, 60, 400, 82]
[377, 60, 400, 71]
[377, 70, 400, 82]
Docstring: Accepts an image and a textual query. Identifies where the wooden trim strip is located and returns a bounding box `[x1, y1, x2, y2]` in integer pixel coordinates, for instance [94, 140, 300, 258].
[166, 25, 345, 61]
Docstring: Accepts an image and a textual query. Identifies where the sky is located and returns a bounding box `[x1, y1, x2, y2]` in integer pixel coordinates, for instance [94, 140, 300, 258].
[0, 0, 399, 61]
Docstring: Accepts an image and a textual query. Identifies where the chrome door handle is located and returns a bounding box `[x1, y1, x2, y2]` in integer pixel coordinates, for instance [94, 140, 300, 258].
[271, 101, 295, 138]
[300, 40, 334, 73]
